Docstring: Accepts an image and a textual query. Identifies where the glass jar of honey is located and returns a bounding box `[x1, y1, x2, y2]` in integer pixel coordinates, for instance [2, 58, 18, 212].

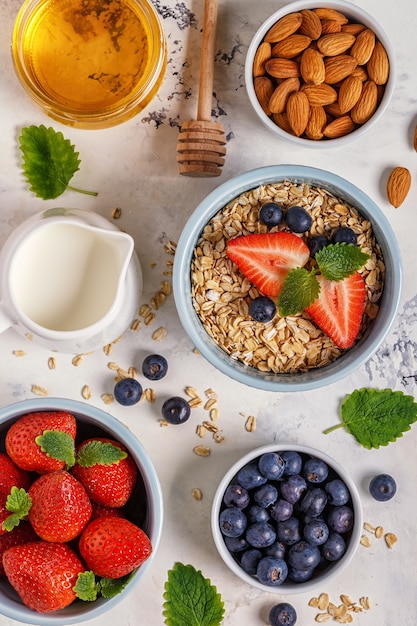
[12, 0, 167, 129]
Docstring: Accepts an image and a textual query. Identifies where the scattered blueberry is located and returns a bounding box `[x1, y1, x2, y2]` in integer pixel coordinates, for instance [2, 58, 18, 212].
[285, 206, 312, 233]
[223, 483, 250, 509]
[161, 396, 191, 425]
[332, 226, 357, 245]
[260, 202, 284, 227]
[369, 473, 397, 501]
[257, 556, 288, 586]
[142, 354, 168, 380]
[249, 296, 277, 323]
[269, 602, 297, 625]
[114, 377, 142, 406]
[219, 507, 247, 538]
[308, 234, 329, 257]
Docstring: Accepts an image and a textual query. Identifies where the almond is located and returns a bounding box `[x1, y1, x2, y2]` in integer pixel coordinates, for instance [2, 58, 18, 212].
[300, 47, 325, 85]
[286, 90, 310, 136]
[341, 23, 367, 36]
[350, 65, 369, 81]
[324, 101, 343, 118]
[264, 12, 303, 43]
[272, 112, 294, 134]
[320, 19, 342, 35]
[350, 28, 375, 65]
[367, 41, 390, 85]
[387, 167, 411, 208]
[253, 41, 271, 77]
[254, 76, 275, 116]
[305, 105, 327, 140]
[269, 77, 300, 114]
[271, 34, 312, 59]
[323, 115, 356, 138]
[313, 7, 349, 24]
[265, 57, 300, 79]
[317, 32, 355, 56]
[299, 9, 322, 39]
[350, 79, 378, 124]
[301, 83, 338, 106]
[324, 54, 357, 83]
[338, 75, 363, 113]
[413, 124, 417, 152]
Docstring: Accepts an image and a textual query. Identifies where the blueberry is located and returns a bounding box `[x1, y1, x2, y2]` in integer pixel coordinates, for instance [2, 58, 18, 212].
[246, 522, 276, 548]
[223, 483, 250, 509]
[303, 519, 329, 546]
[285, 206, 312, 233]
[254, 483, 278, 508]
[142, 354, 168, 380]
[270, 499, 293, 522]
[303, 458, 329, 483]
[300, 487, 328, 518]
[288, 567, 314, 583]
[258, 452, 285, 480]
[369, 473, 397, 501]
[288, 540, 321, 571]
[248, 505, 270, 524]
[325, 479, 350, 506]
[240, 548, 262, 575]
[236, 462, 267, 490]
[321, 532, 346, 561]
[308, 234, 329, 258]
[269, 602, 297, 625]
[249, 296, 277, 323]
[114, 377, 142, 406]
[260, 202, 284, 227]
[256, 556, 288, 586]
[219, 507, 247, 538]
[327, 505, 354, 534]
[224, 535, 248, 553]
[281, 450, 303, 476]
[276, 517, 301, 546]
[280, 475, 307, 504]
[161, 396, 191, 425]
[265, 541, 286, 560]
[332, 226, 357, 245]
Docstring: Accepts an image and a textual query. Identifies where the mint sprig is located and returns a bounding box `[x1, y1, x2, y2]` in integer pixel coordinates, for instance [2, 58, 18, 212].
[278, 267, 320, 317]
[315, 243, 370, 281]
[2, 487, 32, 532]
[35, 429, 76, 468]
[75, 440, 127, 468]
[73, 570, 136, 602]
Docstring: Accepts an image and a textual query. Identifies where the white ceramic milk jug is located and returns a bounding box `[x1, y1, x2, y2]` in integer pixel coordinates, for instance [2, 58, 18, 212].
[0, 208, 142, 352]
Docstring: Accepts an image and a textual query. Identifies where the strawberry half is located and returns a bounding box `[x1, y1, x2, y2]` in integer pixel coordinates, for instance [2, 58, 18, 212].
[226, 232, 310, 297]
[305, 271, 366, 349]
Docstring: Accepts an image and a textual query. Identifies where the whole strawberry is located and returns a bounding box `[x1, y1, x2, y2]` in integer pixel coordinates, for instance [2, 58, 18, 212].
[5, 411, 76, 473]
[0, 522, 37, 576]
[3, 540, 85, 612]
[0, 453, 31, 535]
[71, 437, 137, 508]
[28, 470, 92, 542]
[79, 516, 152, 578]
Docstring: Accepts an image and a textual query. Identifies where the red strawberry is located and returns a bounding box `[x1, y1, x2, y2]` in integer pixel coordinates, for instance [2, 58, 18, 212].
[90, 502, 126, 520]
[28, 470, 92, 542]
[71, 437, 137, 508]
[3, 540, 85, 612]
[79, 516, 152, 579]
[305, 272, 366, 349]
[5, 411, 76, 474]
[226, 232, 310, 297]
[0, 453, 31, 535]
[0, 522, 37, 576]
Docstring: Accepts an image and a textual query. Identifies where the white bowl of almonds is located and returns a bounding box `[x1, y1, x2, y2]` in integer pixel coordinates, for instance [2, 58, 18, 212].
[173, 165, 401, 391]
[245, 0, 395, 145]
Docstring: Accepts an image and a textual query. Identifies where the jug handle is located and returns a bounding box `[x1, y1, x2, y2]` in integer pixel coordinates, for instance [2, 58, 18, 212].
[0, 301, 14, 334]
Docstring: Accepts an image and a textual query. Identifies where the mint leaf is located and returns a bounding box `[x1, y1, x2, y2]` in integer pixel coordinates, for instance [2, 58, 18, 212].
[2, 487, 32, 531]
[73, 571, 101, 602]
[316, 243, 370, 281]
[278, 268, 320, 316]
[35, 429, 75, 468]
[19, 125, 97, 200]
[163, 563, 225, 626]
[324, 388, 417, 449]
[100, 571, 136, 598]
[76, 440, 127, 468]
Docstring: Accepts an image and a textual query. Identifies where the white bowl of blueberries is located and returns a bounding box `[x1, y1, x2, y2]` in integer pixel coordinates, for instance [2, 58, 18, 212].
[211, 444, 362, 596]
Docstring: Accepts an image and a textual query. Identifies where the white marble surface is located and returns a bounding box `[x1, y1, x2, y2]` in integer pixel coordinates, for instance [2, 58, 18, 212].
[1, 0, 417, 624]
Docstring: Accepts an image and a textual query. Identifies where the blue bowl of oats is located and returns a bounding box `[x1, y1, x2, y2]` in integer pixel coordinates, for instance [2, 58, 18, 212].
[173, 165, 401, 391]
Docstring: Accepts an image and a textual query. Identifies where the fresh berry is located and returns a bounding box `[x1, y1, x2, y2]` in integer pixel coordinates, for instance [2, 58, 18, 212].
[256, 556, 288, 586]
[223, 484, 250, 509]
[240, 548, 262, 574]
[248, 504, 270, 524]
[260, 202, 284, 227]
[332, 226, 357, 245]
[305, 272, 366, 349]
[325, 479, 350, 506]
[303, 519, 329, 546]
[224, 535, 248, 553]
[300, 487, 327, 517]
[281, 450, 303, 476]
[114, 377, 142, 406]
[236, 462, 267, 490]
[142, 354, 168, 380]
[79, 516, 152, 579]
[161, 396, 191, 425]
[90, 502, 126, 520]
[308, 234, 329, 258]
[0, 522, 37, 576]
[276, 517, 301, 546]
[303, 457, 329, 483]
[265, 541, 286, 559]
[285, 206, 312, 233]
[258, 452, 285, 480]
[269, 602, 297, 626]
[226, 232, 310, 298]
[327, 505, 354, 534]
[321, 532, 346, 561]
[249, 296, 276, 322]
[28, 470, 92, 542]
[219, 507, 247, 538]
[288, 540, 321, 571]
[369, 473, 397, 501]
[280, 475, 307, 504]
[5, 411, 76, 473]
[71, 437, 137, 508]
[270, 499, 293, 522]
[254, 483, 278, 508]
[0, 453, 31, 535]
[246, 521, 276, 548]
[2, 540, 85, 612]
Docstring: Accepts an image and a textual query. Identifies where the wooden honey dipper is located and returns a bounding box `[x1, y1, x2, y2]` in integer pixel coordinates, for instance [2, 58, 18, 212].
[177, 0, 226, 177]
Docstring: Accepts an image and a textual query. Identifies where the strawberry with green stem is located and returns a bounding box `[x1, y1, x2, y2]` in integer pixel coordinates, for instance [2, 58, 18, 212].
[0, 453, 31, 535]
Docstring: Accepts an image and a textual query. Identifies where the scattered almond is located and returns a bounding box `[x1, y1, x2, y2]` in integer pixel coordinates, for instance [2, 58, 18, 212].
[386, 166, 411, 208]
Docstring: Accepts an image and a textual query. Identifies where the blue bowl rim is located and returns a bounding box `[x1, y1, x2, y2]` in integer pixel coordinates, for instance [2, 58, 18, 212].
[173, 164, 402, 392]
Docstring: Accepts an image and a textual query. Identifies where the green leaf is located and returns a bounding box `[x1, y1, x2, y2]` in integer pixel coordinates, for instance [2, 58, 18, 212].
[99, 571, 136, 598]
[73, 571, 101, 602]
[324, 388, 417, 449]
[35, 429, 76, 468]
[2, 487, 32, 531]
[278, 267, 320, 316]
[19, 125, 97, 200]
[163, 563, 225, 626]
[315, 243, 370, 281]
[76, 440, 127, 468]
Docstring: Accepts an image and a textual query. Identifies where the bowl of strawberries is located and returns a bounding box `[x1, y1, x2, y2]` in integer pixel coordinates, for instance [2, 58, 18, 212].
[173, 164, 401, 391]
[0, 397, 163, 624]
